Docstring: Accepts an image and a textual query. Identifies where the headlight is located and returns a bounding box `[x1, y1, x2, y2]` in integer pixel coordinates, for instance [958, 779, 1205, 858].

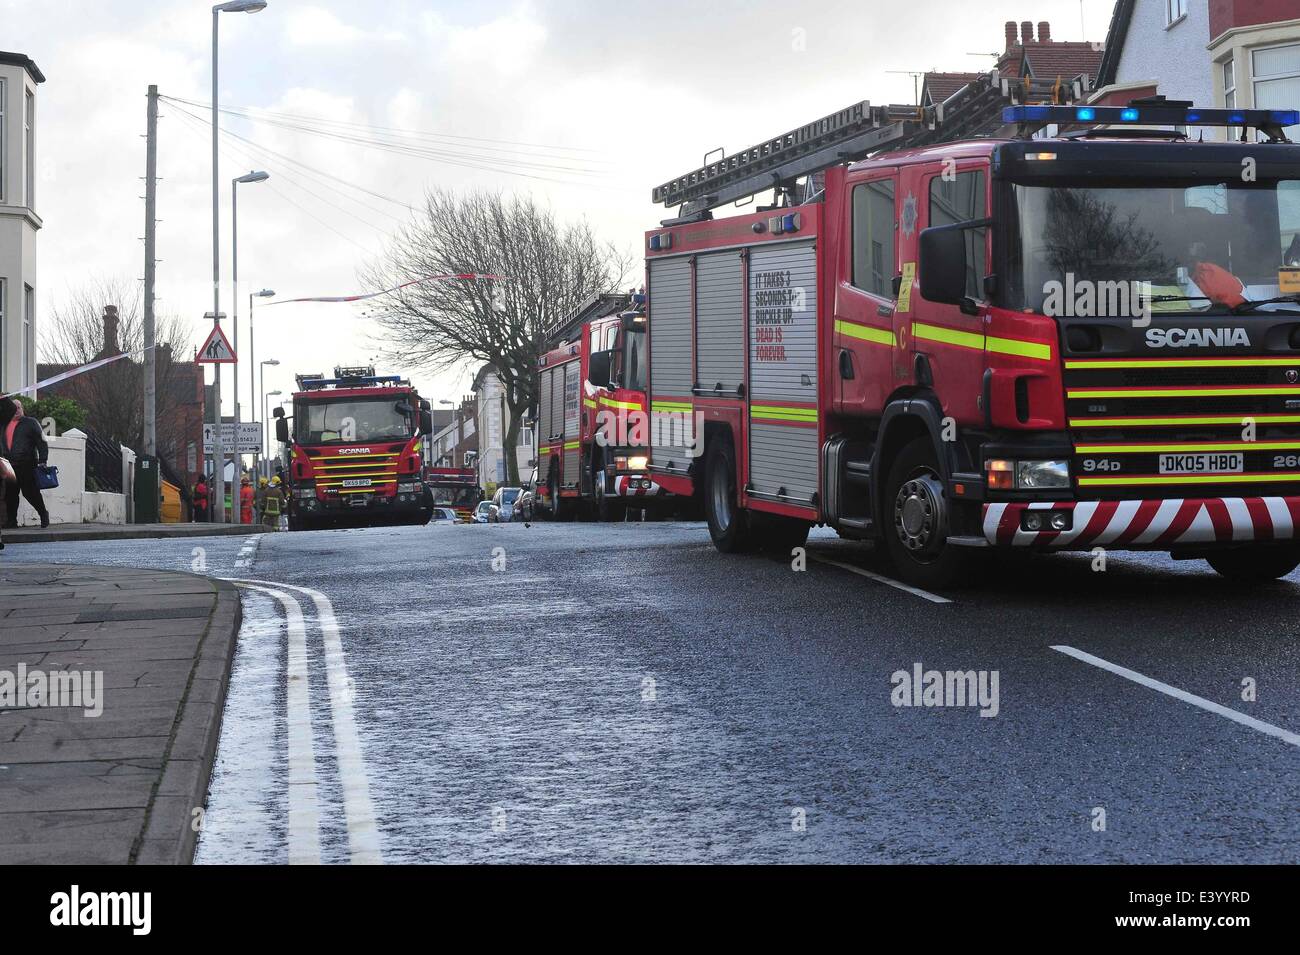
[1016, 459, 1070, 489]
[627, 455, 649, 471]
[295, 487, 316, 499]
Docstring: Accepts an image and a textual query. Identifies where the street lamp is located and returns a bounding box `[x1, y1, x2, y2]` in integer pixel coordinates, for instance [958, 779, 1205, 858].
[248, 287, 274, 474]
[231, 171, 269, 477]
[259, 358, 280, 477]
[210, 0, 269, 522]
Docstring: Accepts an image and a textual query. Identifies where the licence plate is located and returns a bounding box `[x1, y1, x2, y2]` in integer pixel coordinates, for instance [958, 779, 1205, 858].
[341, 478, 373, 488]
[1158, 453, 1243, 475]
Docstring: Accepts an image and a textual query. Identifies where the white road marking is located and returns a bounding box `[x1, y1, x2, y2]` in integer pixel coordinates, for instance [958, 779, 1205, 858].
[811, 555, 953, 604]
[1052, 645, 1300, 748]
[233, 536, 262, 570]
[229, 578, 384, 864]
[235, 583, 323, 864]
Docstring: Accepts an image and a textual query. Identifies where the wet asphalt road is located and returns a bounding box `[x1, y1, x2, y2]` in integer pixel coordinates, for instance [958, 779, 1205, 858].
[6, 520, 1299, 863]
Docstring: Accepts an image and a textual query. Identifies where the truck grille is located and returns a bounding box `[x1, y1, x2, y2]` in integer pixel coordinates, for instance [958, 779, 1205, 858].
[1065, 357, 1300, 499]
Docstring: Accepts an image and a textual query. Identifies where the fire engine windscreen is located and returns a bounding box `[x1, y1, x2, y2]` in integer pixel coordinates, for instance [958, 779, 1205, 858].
[1006, 179, 1300, 313]
[295, 397, 414, 444]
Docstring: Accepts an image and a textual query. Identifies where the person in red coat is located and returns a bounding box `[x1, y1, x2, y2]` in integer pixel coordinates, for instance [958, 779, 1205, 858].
[239, 476, 254, 524]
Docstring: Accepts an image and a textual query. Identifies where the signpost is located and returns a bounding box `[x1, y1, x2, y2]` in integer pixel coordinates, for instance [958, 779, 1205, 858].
[203, 421, 262, 454]
[197, 320, 236, 520]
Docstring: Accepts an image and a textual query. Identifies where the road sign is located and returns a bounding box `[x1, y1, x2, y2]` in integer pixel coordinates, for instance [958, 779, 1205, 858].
[197, 324, 237, 363]
[203, 421, 262, 453]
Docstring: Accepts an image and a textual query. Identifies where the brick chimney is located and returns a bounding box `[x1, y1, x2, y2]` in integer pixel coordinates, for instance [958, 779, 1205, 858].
[102, 305, 121, 357]
[1021, 20, 1033, 44]
[1005, 20, 1018, 49]
[1038, 21, 1050, 43]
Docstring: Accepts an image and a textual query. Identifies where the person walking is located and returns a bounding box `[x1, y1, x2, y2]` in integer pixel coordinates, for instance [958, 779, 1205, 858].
[193, 476, 210, 522]
[0, 398, 50, 529]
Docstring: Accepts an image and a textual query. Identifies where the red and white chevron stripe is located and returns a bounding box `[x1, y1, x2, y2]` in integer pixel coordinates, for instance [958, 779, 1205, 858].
[613, 476, 661, 497]
[982, 497, 1300, 549]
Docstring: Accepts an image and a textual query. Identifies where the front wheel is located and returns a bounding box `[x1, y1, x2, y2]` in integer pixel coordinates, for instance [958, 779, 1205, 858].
[1206, 547, 1300, 582]
[880, 436, 976, 590]
[704, 437, 750, 553]
[594, 464, 625, 523]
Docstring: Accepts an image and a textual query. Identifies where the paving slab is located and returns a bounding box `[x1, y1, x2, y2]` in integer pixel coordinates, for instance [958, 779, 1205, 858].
[0, 563, 242, 864]
[1, 522, 267, 544]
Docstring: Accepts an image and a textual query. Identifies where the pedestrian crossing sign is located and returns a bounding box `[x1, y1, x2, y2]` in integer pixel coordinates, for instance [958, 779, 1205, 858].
[197, 324, 237, 363]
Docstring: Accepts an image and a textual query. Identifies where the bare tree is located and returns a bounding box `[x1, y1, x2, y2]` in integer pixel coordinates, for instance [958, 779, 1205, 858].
[361, 189, 631, 484]
[40, 277, 195, 471]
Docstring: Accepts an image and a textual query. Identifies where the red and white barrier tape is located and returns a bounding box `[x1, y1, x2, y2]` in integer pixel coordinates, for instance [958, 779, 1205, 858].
[2, 346, 155, 400]
[268, 272, 507, 305]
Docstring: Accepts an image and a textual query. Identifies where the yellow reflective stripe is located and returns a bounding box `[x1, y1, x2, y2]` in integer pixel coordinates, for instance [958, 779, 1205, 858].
[538, 445, 552, 455]
[750, 404, 818, 421]
[1069, 386, 1300, 398]
[582, 398, 597, 409]
[1070, 414, 1300, 427]
[1078, 472, 1300, 487]
[337, 487, 394, 494]
[986, 335, 1052, 361]
[1066, 357, 1300, 369]
[911, 323, 1051, 361]
[314, 463, 401, 471]
[1076, 441, 1300, 453]
[599, 396, 643, 411]
[652, 401, 692, 414]
[563, 441, 580, 450]
[834, 319, 895, 347]
[912, 321, 983, 351]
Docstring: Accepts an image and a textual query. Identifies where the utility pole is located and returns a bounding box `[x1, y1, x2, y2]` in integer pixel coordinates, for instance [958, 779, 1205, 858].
[210, 11, 226, 523]
[140, 84, 160, 524]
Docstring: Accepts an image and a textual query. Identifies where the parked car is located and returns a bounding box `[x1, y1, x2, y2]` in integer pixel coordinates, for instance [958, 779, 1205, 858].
[429, 507, 460, 522]
[516, 487, 535, 522]
[489, 486, 525, 522]
[471, 501, 493, 524]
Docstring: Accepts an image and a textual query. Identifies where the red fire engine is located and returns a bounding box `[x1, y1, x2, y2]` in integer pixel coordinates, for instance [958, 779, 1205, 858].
[273, 366, 434, 530]
[536, 292, 665, 520]
[424, 465, 482, 521]
[645, 91, 1300, 586]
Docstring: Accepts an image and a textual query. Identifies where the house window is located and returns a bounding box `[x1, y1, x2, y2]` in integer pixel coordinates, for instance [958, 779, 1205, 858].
[23, 284, 32, 388]
[851, 178, 896, 297]
[1253, 43, 1300, 139]
[24, 89, 34, 208]
[1223, 58, 1236, 110]
[1166, 0, 1187, 26]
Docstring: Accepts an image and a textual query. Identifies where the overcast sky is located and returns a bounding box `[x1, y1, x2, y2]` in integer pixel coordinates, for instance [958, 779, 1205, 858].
[4, 0, 1114, 415]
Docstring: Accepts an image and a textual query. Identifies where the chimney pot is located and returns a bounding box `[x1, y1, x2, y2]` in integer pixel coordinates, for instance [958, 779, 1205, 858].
[102, 305, 121, 357]
[1021, 20, 1033, 44]
[1005, 21, 1017, 48]
[1038, 21, 1050, 43]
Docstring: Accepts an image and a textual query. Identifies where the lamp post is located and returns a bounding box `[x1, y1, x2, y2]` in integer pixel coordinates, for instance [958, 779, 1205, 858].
[249, 289, 274, 474]
[231, 171, 269, 480]
[210, 0, 269, 522]
[259, 358, 280, 477]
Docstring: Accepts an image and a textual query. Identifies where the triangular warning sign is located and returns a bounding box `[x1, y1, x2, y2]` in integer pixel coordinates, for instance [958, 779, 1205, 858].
[196, 324, 237, 364]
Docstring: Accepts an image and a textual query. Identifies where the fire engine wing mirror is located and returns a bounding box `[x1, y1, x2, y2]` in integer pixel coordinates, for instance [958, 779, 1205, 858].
[918, 224, 970, 307]
[273, 409, 289, 444]
[419, 409, 434, 436]
[587, 350, 614, 387]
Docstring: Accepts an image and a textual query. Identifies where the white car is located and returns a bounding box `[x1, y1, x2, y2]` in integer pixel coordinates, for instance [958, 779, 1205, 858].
[471, 501, 493, 524]
[430, 507, 459, 522]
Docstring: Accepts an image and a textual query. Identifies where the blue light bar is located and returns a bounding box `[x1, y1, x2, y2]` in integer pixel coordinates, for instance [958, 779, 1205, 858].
[1002, 104, 1300, 132]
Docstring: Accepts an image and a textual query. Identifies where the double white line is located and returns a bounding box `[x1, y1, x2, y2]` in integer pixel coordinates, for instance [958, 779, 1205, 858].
[227, 578, 384, 864]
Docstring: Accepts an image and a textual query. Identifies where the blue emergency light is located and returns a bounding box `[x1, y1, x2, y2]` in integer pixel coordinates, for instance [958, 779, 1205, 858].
[1002, 104, 1300, 133]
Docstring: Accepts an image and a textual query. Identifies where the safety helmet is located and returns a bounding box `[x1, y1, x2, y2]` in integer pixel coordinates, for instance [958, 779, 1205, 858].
[259, 477, 269, 486]
[271, 476, 281, 485]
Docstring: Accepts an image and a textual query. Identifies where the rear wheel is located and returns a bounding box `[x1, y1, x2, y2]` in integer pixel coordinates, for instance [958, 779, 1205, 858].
[881, 436, 976, 589]
[1206, 547, 1300, 582]
[548, 468, 567, 522]
[704, 437, 750, 553]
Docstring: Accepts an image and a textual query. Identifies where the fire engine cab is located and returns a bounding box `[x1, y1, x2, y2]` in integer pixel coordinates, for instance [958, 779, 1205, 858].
[645, 88, 1300, 587]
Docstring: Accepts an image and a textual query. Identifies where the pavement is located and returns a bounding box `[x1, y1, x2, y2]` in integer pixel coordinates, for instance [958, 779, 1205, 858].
[0, 562, 242, 864]
[3, 520, 1299, 864]
[2, 522, 268, 545]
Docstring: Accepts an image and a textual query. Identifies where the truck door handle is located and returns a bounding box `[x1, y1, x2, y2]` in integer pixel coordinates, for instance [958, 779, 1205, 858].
[839, 349, 855, 380]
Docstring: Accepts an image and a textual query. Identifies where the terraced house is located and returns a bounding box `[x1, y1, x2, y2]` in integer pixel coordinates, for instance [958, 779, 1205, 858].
[0, 50, 42, 397]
